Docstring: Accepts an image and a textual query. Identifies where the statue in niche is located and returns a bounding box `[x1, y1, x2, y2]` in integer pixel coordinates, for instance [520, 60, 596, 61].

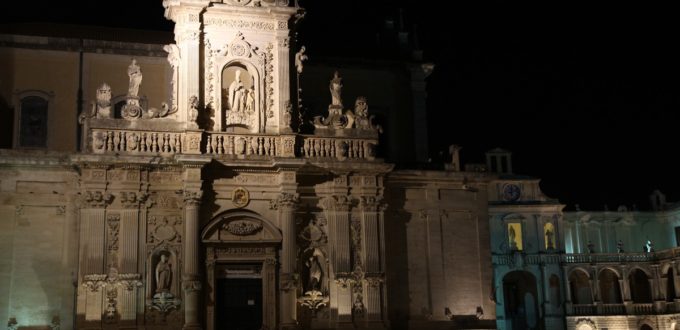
[303, 247, 326, 293]
[508, 226, 517, 250]
[245, 81, 255, 113]
[545, 227, 554, 249]
[127, 59, 143, 97]
[644, 240, 655, 253]
[228, 69, 246, 112]
[155, 253, 172, 296]
[329, 70, 343, 109]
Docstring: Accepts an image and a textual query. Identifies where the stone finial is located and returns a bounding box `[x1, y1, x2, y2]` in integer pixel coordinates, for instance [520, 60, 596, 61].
[446, 145, 462, 171]
[650, 189, 666, 211]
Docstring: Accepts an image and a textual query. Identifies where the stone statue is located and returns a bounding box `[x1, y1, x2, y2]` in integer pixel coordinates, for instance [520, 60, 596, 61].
[329, 71, 343, 109]
[189, 95, 199, 123]
[616, 239, 624, 253]
[508, 226, 517, 249]
[645, 240, 654, 253]
[245, 82, 255, 113]
[96, 83, 112, 118]
[228, 69, 246, 112]
[545, 227, 554, 249]
[295, 46, 308, 74]
[587, 241, 595, 254]
[127, 59, 143, 97]
[155, 254, 172, 294]
[305, 248, 324, 292]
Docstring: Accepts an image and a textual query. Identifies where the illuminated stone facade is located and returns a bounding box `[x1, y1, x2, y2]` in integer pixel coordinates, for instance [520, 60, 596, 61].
[1, 2, 676, 330]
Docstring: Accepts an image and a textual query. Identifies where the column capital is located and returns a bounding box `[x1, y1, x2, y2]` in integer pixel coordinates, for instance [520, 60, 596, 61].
[357, 196, 386, 212]
[270, 192, 299, 210]
[183, 279, 202, 293]
[183, 190, 203, 207]
[320, 195, 351, 212]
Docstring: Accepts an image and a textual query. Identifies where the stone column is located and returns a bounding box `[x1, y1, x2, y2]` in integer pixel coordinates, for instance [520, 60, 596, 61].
[183, 190, 203, 330]
[275, 35, 291, 132]
[321, 196, 352, 325]
[273, 193, 299, 329]
[78, 190, 112, 323]
[359, 197, 385, 323]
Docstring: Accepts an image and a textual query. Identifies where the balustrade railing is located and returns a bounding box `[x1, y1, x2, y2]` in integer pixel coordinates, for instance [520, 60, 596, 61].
[600, 303, 626, 315]
[301, 136, 376, 160]
[632, 303, 654, 315]
[91, 129, 184, 155]
[571, 304, 596, 315]
[88, 128, 379, 161]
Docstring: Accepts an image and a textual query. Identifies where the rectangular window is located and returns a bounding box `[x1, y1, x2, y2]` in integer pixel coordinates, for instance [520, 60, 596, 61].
[19, 96, 48, 148]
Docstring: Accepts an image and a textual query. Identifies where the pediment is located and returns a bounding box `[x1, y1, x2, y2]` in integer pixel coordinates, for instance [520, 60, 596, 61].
[202, 210, 281, 243]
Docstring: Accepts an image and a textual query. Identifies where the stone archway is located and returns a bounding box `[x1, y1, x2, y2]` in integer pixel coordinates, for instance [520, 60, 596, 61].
[201, 210, 282, 330]
[503, 271, 542, 330]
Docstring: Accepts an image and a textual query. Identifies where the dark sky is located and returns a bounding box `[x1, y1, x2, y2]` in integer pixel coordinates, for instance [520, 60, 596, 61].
[3, 1, 680, 210]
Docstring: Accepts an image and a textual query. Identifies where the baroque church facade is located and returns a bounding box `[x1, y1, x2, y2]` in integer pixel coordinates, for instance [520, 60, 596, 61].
[1, 1, 679, 330]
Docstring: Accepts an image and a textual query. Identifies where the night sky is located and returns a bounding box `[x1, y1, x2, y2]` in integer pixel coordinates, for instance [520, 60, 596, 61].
[3, 1, 679, 210]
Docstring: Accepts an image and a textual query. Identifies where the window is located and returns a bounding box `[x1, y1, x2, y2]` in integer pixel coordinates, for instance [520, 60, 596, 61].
[13, 91, 53, 149]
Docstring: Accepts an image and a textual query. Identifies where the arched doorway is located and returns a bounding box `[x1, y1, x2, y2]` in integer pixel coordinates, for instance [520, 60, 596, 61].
[630, 269, 652, 303]
[202, 210, 282, 330]
[599, 269, 622, 304]
[503, 271, 542, 330]
[569, 269, 593, 304]
[640, 324, 653, 330]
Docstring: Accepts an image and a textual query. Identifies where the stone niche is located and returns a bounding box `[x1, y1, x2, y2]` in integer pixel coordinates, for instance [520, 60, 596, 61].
[222, 63, 260, 132]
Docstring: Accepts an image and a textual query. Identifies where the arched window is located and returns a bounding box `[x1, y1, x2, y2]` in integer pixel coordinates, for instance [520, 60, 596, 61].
[13, 90, 53, 149]
[629, 269, 652, 303]
[569, 269, 592, 304]
[599, 269, 622, 304]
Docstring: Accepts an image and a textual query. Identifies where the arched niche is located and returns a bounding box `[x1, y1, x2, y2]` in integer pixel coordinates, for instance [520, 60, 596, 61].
[219, 61, 263, 134]
[145, 245, 181, 302]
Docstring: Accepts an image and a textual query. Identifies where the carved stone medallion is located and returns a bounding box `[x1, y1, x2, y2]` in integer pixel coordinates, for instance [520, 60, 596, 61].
[232, 187, 250, 208]
[223, 220, 263, 236]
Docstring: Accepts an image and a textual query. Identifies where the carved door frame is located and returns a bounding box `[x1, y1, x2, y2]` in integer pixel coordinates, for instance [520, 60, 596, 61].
[201, 210, 282, 330]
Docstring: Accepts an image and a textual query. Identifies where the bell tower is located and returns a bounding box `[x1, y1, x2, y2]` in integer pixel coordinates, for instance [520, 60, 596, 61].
[163, 0, 300, 133]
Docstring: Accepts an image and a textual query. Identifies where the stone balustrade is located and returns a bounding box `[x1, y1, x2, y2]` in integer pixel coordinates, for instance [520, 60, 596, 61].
[87, 128, 379, 161]
[205, 132, 294, 157]
[599, 303, 626, 315]
[632, 303, 654, 315]
[91, 128, 184, 155]
[571, 304, 596, 316]
[301, 136, 376, 160]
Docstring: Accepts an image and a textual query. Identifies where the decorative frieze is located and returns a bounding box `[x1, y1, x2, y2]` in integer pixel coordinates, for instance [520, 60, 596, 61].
[204, 18, 275, 31]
